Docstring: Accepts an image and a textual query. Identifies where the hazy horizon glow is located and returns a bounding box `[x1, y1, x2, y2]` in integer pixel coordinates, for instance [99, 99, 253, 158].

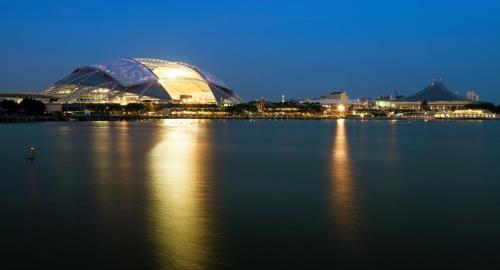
[1, 0, 500, 102]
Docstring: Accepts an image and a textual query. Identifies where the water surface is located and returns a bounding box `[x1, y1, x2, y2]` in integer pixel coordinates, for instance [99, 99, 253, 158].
[1, 120, 499, 269]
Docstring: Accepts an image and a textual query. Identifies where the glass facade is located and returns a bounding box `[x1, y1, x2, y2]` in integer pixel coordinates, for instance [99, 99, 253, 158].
[137, 59, 216, 104]
[44, 58, 242, 105]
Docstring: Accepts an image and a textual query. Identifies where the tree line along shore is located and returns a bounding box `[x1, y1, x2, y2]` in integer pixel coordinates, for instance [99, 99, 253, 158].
[1, 98, 499, 123]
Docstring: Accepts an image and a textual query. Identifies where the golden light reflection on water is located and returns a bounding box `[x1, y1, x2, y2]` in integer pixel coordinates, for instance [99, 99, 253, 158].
[116, 122, 133, 194]
[92, 121, 112, 188]
[330, 119, 360, 247]
[388, 121, 400, 168]
[148, 119, 215, 270]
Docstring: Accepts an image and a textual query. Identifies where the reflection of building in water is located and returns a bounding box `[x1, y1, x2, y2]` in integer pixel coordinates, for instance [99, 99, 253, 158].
[387, 121, 400, 168]
[330, 119, 360, 247]
[148, 119, 215, 269]
[116, 122, 134, 197]
[92, 121, 113, 203]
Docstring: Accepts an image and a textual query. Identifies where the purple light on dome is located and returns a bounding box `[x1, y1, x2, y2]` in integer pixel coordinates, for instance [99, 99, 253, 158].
[90, 58, 157, 88]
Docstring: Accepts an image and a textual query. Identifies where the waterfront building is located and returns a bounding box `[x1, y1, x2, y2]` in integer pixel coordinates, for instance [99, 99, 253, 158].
[378, 81, 473, 111]
[320, 91, 349, 101]
[43, 57, 242, 105]
[258, 96, 266, 111]
[466, 90, 480, 101]
[304, 91, 368, 114]
[0, 93, 62, 114]
[378, 91, 405, 101]
[434, 109, 495, 119]
[307, 91, 350, 106]
[0, 93, 56, 104]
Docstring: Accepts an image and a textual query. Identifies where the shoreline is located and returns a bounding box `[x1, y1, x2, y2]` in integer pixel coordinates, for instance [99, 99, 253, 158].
[1, 115, 499, 123]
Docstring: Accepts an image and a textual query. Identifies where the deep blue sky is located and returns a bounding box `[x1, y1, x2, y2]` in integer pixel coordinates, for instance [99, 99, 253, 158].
[1, 0, 500, 102]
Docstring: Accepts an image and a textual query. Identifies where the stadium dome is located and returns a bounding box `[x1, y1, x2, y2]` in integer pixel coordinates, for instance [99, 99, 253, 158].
[44, 57, 242, 105]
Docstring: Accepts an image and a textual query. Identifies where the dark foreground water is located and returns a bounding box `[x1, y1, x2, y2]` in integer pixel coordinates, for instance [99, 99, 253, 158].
[1, 120, 499, 269]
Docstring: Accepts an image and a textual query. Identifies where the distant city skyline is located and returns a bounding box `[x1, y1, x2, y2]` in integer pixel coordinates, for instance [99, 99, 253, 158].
[1, 0, 500, 103]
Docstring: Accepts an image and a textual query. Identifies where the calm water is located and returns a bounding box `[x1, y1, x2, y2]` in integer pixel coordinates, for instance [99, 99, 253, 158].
[1, 120, 499, 269]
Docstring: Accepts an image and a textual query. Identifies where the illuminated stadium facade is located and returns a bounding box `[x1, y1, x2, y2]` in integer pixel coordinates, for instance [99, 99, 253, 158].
[44, 57, 242, 105]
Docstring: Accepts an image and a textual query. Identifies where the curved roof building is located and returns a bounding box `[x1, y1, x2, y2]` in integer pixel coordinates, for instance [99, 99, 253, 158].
[44, 57, 242, 105]
[400, 81, 466, 102]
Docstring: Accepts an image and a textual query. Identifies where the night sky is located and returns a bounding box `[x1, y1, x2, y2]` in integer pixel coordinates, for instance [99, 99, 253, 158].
[1, 0, 499, 102]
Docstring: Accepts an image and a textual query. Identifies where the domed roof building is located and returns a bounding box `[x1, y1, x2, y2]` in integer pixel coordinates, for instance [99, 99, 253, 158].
[44, 57, 242, 105]
[385, 80, 474, 111]
[399, 81, 466, 102]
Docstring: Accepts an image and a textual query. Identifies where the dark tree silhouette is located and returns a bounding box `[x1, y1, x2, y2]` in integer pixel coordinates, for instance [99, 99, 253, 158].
[225, 104, 258, 114]
[0, 99, 20, 113]
[19, 98, 45, 115]
[465, 102, 497, 112]
[123, 103, 146, 113]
